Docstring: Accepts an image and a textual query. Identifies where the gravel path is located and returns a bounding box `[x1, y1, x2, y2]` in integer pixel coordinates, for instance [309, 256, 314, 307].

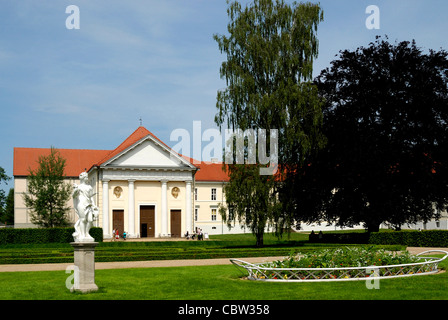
[405, 247, 448, 255]
[0, 256, 285, 272]
[1, 247, 447, 273]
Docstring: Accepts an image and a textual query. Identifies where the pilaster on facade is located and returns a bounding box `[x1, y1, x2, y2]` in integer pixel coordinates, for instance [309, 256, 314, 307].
[185, 180, 192, 234]
[128, 179, 136, 238]
[102, 179, 111, 238]
[161, 179, 168, 236]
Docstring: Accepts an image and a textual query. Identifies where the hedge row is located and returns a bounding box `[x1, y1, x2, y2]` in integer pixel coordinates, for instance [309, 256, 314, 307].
[309, 230, 448, 247]
[368, 230, 448, 247]
[0, 227, 103, 245]
[0, 244, 316, 265]
[0, 248, 294, 264]
[309, 232, 370, 244]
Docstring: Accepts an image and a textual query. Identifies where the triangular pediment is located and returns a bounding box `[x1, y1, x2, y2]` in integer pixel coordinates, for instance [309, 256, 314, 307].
[100, 128, 196, 170]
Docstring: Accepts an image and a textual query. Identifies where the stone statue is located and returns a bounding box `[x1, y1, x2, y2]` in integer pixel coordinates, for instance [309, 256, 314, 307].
[72, 172, 99, 242]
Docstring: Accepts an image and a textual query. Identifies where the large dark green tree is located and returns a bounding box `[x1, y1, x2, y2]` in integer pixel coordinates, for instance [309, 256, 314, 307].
[214, 0, 326, 246]
[0, 167, 11, 224]
[294, 36, 448, 232]
[1, 188, 14, 225]
[23, 147, 72, 228]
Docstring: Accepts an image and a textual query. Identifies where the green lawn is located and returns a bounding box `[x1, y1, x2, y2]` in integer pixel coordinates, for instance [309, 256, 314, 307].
[0, 232, 404, 265]
[0, 232, 446, 303]
[0, 257, 447, 300]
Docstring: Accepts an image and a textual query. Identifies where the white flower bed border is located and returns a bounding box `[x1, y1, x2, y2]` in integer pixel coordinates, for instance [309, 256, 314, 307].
[230, 250, 448, 282]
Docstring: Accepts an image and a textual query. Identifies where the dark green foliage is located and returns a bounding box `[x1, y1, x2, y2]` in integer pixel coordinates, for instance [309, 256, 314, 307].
[309, 232, 370, 244]
[309, 230, 448, 247]
[295, 37, 448, 232]
[23, 147, 72, 228]
[2, 188, 14, 225]
[0, 167, 11, 224]
[269, 247, 420, 269]
[0, 227, 103, 245]
[0, 188, 14, 225]
[369, 230, 448, 247]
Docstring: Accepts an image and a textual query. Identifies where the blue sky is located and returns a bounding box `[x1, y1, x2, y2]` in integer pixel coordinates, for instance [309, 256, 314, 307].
[1, 0, 448, 192]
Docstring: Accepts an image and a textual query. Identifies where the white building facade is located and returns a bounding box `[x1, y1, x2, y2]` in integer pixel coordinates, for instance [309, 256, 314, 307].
[13, 126, 447, 238]
[13, 126, 242, 238]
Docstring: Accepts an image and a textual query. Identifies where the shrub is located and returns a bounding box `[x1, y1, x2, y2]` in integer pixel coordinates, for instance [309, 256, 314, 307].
[0, 227, 103, 245]
[369, 230, 448, 247]
[266, 247, 420, 269]
[309, 232, 370, 244]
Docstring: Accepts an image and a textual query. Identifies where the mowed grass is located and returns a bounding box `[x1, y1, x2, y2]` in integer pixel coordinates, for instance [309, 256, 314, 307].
[0, 232, 371, 264]
[0, 256, 447, 300]
[0, 232, 446, 301]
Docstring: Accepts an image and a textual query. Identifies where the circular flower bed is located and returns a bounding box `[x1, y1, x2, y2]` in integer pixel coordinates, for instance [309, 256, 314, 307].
[231, 247, 448, 282]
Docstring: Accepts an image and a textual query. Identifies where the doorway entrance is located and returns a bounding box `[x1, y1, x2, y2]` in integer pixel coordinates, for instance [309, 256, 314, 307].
[170, 209, 181, 238]
[113, 210, 124, 236]
[140, 205, 155, 237]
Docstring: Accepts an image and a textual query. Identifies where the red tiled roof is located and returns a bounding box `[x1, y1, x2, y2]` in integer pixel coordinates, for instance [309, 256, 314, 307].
[13, 126, 230, 181]
[93, 126, 159, 167]
[195, 162, 229, 182]
[13, 148, 110, 177]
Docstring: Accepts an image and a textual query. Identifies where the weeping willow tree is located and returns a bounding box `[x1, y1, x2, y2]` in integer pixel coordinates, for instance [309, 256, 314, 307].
[214, 0, 326, 246]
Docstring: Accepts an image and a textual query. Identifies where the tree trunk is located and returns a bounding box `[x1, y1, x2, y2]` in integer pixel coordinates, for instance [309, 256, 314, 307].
[367, 223, 380, 233]
[255, 231, 264, 248]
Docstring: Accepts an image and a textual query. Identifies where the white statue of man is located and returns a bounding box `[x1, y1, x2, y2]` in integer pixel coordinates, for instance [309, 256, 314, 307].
[72, 172, 99, 242]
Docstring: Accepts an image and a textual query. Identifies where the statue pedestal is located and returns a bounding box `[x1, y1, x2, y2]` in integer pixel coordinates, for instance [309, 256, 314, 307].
[70, 241, 99, 293]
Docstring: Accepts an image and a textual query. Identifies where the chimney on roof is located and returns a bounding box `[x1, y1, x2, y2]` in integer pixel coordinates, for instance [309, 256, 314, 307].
[211, 158, 219, 163]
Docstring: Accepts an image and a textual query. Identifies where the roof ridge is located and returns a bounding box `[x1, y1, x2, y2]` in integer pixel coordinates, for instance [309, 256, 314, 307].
[112, 126, 149, 151]
[13, 147, 111, 151]
[94, 126, 178, 167]
[94, 126, 150, 166]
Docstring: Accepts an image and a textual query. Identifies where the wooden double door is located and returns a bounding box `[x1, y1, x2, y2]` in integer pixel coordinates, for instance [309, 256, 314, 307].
[136, 206, 182, 238]
[140, 205, 155, 238]
[113, 210, 124, 236]
[170, 210, 181, 238]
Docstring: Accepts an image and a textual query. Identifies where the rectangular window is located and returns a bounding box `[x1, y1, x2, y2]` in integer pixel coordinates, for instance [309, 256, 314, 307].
[211, 208, 217, 221]
[211, 188, 216, 201]
[195, 208, 198, 222]
[194, 188, 198, 201]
